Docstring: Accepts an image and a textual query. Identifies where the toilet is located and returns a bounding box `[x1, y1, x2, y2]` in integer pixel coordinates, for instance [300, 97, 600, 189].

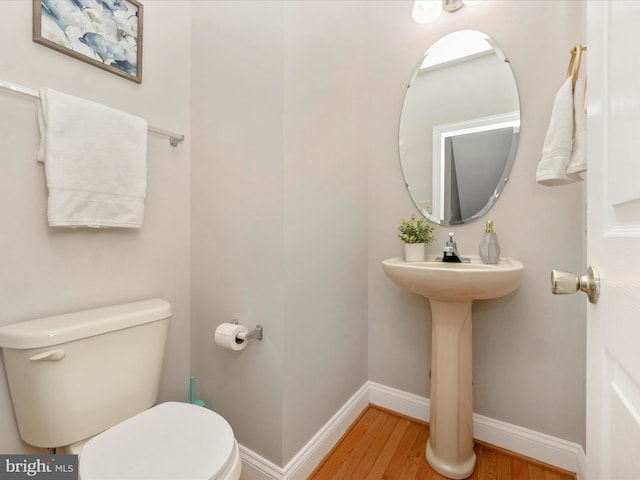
[0, 299, 241, 480]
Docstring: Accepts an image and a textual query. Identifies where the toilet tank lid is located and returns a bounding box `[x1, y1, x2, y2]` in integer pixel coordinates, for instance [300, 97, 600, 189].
[0, 299, 171, 349]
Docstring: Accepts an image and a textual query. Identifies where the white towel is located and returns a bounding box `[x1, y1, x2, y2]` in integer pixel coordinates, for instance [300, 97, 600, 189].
[37, 88, 148, 228]
[567, 76, 586, 175]
[536, 78, 577, 186]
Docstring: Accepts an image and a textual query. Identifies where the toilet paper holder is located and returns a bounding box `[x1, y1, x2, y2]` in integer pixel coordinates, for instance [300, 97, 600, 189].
[231, 320, 263, 342]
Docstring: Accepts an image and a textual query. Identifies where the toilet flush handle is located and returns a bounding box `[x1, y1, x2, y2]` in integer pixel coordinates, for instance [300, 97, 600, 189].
[30, 349, 66, 362]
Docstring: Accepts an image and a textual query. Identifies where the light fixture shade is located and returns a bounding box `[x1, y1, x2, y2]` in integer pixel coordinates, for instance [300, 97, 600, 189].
[412, 0, 443, 24]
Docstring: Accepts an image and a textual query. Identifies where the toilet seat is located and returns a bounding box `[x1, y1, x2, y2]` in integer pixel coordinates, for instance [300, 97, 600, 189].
[79, 402, 241, 480]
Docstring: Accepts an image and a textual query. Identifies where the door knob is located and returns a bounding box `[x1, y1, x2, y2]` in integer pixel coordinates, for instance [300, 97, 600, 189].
[551, 266, 600, 304]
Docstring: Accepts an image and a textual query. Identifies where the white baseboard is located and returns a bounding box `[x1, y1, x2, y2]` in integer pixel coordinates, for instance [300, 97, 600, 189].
[239, 383, 369, 480]
[239, 381, 584, 479]
[238, 445, 283, 480]
[282, 383, 370, 480]
[367, 381, 430, 423]
[576, 445, 587, 480]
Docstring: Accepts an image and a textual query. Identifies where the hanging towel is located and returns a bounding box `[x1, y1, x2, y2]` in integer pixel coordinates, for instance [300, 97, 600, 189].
[567, 76, 586, 175]
[536, 78, 577, 186]
[37, 88, 148, 228]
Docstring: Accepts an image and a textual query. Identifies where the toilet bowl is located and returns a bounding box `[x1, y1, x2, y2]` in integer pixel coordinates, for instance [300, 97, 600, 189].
[78, 402, 241, 480]
[0, 299, 242, 480]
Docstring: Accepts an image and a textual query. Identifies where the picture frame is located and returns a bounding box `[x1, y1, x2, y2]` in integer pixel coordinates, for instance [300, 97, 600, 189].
[33, 0, 144, 84]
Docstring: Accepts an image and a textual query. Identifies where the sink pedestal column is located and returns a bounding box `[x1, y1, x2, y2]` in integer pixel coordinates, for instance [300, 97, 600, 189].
[426, 299, 476, 479]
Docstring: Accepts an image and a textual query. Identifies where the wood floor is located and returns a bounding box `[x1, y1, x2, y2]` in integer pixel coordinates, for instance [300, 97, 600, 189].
[307, 406, 577, 480]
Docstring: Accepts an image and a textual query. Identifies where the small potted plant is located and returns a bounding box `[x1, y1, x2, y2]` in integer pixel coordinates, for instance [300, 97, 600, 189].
[397, 214, 436, 261]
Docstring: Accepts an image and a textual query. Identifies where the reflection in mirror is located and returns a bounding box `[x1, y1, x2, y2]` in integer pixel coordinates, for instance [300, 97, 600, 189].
[399, 30, 520, 225]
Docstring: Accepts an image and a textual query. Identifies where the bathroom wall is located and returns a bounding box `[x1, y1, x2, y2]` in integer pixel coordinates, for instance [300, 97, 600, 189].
[190, 0, 368, 466]
[190, 0, 286, 464]
[0, 1, 191, 453]
[368, 0, 587, 447]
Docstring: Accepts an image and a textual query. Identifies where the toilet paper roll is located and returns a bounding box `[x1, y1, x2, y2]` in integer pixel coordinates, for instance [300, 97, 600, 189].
[214, 323, 249, 351]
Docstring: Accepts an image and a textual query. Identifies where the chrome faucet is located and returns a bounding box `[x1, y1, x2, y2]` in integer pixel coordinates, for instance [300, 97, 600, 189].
[438, 232, 470, 263]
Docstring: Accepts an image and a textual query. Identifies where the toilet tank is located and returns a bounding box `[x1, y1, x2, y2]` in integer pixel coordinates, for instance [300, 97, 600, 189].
[0, 299, 171, 448]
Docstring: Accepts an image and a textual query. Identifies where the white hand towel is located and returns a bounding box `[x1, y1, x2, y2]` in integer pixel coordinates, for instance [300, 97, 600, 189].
[567, 76, 587, 175]
[536, 78, 576, 186]
[37, 88, 148, 228]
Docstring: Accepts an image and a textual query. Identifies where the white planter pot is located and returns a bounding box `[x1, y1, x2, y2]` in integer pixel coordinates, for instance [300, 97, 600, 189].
[404, 243, 426, 262]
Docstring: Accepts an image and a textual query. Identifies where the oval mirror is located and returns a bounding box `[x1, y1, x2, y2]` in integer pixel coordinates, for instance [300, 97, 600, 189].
[399, 30, 520, 225]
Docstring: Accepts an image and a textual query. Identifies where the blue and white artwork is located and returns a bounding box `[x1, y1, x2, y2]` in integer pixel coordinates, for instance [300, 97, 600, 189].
[35, 0, 143, 82]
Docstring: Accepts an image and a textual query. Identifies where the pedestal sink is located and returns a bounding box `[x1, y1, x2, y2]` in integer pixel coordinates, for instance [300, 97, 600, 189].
[381, 255, 524, 479]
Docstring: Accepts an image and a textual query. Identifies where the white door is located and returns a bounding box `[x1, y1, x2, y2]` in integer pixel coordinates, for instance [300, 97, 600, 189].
[586, 1, 640, 478]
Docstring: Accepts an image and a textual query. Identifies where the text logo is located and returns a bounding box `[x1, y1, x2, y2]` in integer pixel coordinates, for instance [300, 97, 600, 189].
[0, 455, 77, 480]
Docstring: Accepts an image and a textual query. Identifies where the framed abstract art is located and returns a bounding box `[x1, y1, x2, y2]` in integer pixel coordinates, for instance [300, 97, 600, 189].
[33, 0, 143, 83]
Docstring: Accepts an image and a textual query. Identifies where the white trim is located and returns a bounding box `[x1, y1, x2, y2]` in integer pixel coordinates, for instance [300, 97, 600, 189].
[576, 445, 587, 480]
[239, 381, 584, 479]
[239, 383, 369, 480]
[239, 445, 283, 480]
[282, 383, 370, 480]
[367, 381, 430, 423]
[473, 413, 582, 473]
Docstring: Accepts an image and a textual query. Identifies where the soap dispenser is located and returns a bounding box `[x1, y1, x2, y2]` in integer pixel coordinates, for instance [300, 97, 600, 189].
[479, 220, 501, 264]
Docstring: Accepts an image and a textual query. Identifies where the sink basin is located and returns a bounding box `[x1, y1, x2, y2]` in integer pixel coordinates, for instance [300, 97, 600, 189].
[381, 254, 524, 479]
[382, 255, 524, 302]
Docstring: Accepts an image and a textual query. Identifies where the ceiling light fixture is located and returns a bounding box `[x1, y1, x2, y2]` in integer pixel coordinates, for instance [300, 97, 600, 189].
[412, 0, 484, 24]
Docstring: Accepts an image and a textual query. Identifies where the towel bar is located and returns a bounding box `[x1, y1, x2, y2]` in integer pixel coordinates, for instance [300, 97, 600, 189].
[0, 79, 185, 147]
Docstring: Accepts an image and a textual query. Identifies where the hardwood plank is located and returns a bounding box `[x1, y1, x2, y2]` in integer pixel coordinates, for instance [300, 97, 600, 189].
[544, 471, 563, 480]
[332, 411, 388, 480]
[496, 451, 513, 480]
[414, 454, 436, 480]
[348, 411, 401, 479]
[381, 421, 422, 479]
[394, 422, 430, 480]
[362, 417, 411, 480]
[513, 458, 530, 480]
[478, 447, 499, 480]
[468, 443, 485, 480]
[528, 463, 547, 480]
